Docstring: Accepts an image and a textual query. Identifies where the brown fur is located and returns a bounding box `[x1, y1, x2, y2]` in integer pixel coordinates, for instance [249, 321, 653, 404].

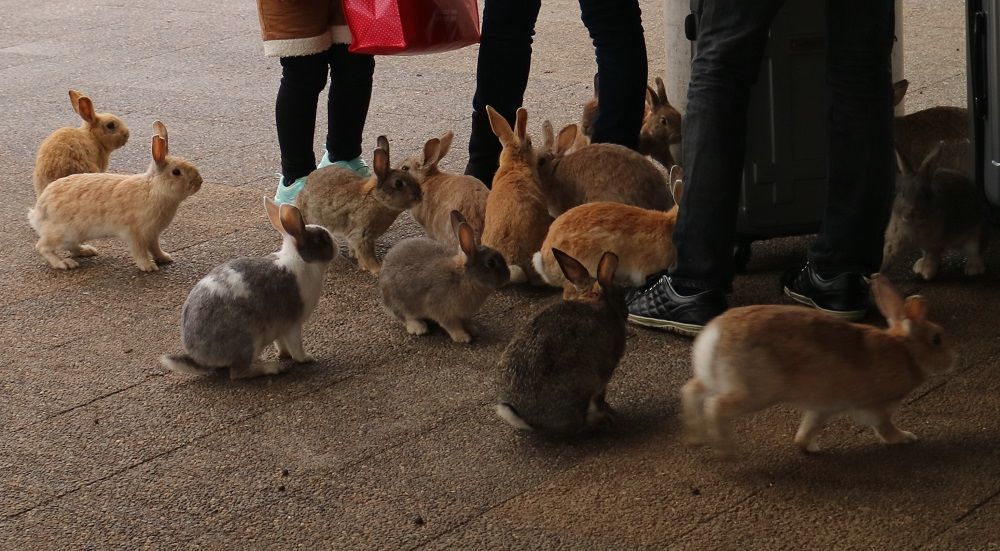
[481, 106, 553, 285]
[402, 131, 489, 248]
[296, 137, 421, 276]
[536, 122, 671, 216]
[29, 121, 201, 271]
[683, 276, 955, 455]
[892, 80, 968, 173]
[639, 77, 683, 169]
[33, 90, 130, 196]
[580, 73, 599, 139]
[534, 178, 682, 291]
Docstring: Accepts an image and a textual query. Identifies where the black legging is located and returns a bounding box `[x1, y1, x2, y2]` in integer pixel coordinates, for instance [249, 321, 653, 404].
[276, 44, 375, 182]
[465, 0, 648, 186]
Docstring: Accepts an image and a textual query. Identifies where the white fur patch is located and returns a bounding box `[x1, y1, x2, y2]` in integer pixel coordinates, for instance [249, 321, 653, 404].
[508, 264, 527, 284]
[495, 404, 533, 431]
[200, 267, 250, 299]
[273, 228, 331, 317]
[531, 252, 552, 285]
[691, 324, 720, 390]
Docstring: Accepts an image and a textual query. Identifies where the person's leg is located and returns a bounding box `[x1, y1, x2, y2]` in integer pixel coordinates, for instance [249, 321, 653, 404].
[326, 44, 375, 165]
[276, 53, 329, 183]
[808, 0, 895, 275]
[627, 0, 784, 335]
[465, 0, 542, 186]
[578, 0, 647, 149]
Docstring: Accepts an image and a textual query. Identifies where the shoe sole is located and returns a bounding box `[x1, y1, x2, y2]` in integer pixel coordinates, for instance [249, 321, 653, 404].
[783, 287, 866, 321]
[627, 314, 703, 337]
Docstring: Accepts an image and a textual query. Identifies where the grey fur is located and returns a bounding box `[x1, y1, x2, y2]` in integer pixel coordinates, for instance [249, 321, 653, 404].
[378, 221, 509, 343]
[495, 270, 627, 435]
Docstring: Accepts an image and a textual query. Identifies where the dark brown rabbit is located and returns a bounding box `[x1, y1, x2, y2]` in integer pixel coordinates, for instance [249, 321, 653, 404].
[892, 79, 969, 173]
[495, 250, 627, 435]
[639, 77, 683, 170]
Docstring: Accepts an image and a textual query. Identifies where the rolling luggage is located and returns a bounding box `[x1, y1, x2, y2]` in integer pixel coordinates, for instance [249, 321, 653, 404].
[967, 0, 1000, 213]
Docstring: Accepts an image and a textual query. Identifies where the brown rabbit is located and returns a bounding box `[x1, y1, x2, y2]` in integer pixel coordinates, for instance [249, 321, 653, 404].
[481, 106, 553, 285]
[580, 73, 599, 139]
[33, 90, 130, 195]
[639, 77, 683, 170]
[296, 136, 422, 276]
[682, 275, 956, 455]
[533, 176, 683, 290]
[29, 121, 202, 271]
[535, 122, 672, 217]
[401, 131, 489, 248]
[892, 79, 969, 173]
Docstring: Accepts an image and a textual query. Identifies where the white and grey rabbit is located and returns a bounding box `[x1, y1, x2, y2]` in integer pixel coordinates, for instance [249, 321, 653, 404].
[378, 210, 510, 343]
[495, 250, 627, 435]
[882, 141, 991, 280]
[161, 198, 336, 379]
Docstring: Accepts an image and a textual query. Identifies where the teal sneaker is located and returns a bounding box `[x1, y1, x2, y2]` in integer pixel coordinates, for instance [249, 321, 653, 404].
[317, 149, 335, 169]
[273, 175, 307, 205]
[321, 152, 372, 178]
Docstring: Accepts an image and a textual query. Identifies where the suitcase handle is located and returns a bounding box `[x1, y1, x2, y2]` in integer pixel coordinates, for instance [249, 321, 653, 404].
[973, 9, 988, 117]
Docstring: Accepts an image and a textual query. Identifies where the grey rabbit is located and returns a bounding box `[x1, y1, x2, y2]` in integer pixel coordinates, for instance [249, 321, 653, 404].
[883, 142, 991, 280]
[495, 250, 627, 434]
[161, 198, 336, 379]
[378, 210, 510, 343]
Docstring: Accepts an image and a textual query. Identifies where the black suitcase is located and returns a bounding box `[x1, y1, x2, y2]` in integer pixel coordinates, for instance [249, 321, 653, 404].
[686, 0, 831, 270]
[967, 0, 1000, 213]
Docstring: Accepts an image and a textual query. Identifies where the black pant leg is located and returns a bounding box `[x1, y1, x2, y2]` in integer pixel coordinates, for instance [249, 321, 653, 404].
[276, 53, 329, 182]
[326, 44, 375, 163]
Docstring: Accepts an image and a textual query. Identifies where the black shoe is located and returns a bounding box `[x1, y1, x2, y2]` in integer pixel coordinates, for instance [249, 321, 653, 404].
[781, 262, 869, 320]
[626, 274, 727, 336]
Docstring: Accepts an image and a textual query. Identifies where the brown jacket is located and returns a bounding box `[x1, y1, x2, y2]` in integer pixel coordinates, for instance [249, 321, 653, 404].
[256, 0, 352, 57]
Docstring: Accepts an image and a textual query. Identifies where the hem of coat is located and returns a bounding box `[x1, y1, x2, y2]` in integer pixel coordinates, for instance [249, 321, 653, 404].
[263, 26, 353, 57]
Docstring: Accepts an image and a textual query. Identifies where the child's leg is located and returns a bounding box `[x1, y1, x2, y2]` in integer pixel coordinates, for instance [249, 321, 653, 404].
[277, 53, 329, 182]
[326, 44, 375, 162]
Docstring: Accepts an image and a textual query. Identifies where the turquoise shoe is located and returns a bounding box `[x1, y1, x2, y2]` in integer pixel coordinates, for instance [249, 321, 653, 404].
[319, 150, 372, 178]
[273, 175, 307, 205]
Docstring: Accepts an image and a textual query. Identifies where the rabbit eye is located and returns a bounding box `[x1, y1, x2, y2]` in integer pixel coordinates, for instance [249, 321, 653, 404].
[172, 168, 181, 176]
[932, 334, 942, 346]
[106, 122, 116, 130]
[401, 165, 409, 171]
[660, 117, 668, 125]
[486, 258, 495, 268]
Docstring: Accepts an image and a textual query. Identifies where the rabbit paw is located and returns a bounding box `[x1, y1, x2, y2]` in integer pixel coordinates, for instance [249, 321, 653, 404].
[72, 245, 98, 257]
[48, 257, 79, 270]
[293, 353, 315, 364]
[447, 329, 473, 344]
[154, 252, 174, 264]
[795, 439, 822, 454]
[884, 430, 919, 445]
[136, 258, 159, 272]
[405, 319, 429, 336]
[912, 257, 937, 280]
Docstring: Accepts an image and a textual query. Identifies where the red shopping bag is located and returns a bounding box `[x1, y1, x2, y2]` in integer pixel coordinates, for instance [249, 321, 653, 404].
[344, 0, 481, 55]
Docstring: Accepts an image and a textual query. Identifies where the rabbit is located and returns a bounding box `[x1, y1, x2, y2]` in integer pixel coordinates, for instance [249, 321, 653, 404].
[400, 131, 489, 248]
[28, 121, 202, 272]
[32, 89, 130, 196]
[892, 79, 969, 174]
[379, 210, 509, 343]
[161, 198, 336, 380]
[638, 77, 683, 170]
[682, 275, 956, 455]
[296, 135, 422, 276]
[481, 106, 553, 285]
[495, 250, 627, 435]
[882, 142, 990, 280]
[533, 175, 683, 290]
[580, 73, 599, 139]
[535, 121, 672, 217]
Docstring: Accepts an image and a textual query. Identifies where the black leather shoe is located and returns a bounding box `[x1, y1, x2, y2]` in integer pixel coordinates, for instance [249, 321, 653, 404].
[626, 274, 727, 336]
[782, 262, 869, 320]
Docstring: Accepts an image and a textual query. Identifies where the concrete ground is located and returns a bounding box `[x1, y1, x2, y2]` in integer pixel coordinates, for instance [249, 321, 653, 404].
[1, 0, 998, 549]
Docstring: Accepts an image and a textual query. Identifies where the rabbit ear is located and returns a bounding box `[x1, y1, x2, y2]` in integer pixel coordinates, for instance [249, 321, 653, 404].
[556, 124, 578, 155]
[596, 252, 619, 289]
[449, 209, 468, 240]
[437, 131, 455, 160]
[486, 106, 514, 145]
[69, 90, 95, 123]
[376, 135, 390, 155]
[278, 203, 306, 242]
[373, 147, 389, 180]
[894, 145, 913, 175]
[152, 136, 167, 166]
[422, 137, 441, 167]
[656, 77, 669, 105]
[153, 120, 168, 143]
[903, 295, 929, 323]
[514, 107, 528, 141]
[552, 248, 592, 288]
[872, 274, 905, 326]
[542, 120, 555, 149]
[918, 142, 943, 177]
[892, 79, 909, 107]
[646, 85, 659, 108]
[671, 177, 684, 205]
[456, 224, 477, 258]
[264, 197, 283, 234]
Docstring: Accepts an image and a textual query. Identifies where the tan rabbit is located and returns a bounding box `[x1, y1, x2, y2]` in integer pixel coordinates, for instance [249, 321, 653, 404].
[33, 89, 130, 196]
[533, 177, 683, 290]
[580, 73, 599, 139]
[29, 121, 202, 271]
[296, 136, 422, 276]
[535, 122, 672, 217]
[892, 79, 969, 173]
[638, 77, 683, 170]
[481, 106, 553, 285]
[682, 275, 956, 456]
[401, 131, 489, 248]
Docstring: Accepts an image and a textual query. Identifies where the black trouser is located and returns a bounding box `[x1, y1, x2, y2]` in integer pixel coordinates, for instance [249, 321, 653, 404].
[276, 44, 375, 182]
[465, 0, 648, 186]
[670, 0, 895, 291]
